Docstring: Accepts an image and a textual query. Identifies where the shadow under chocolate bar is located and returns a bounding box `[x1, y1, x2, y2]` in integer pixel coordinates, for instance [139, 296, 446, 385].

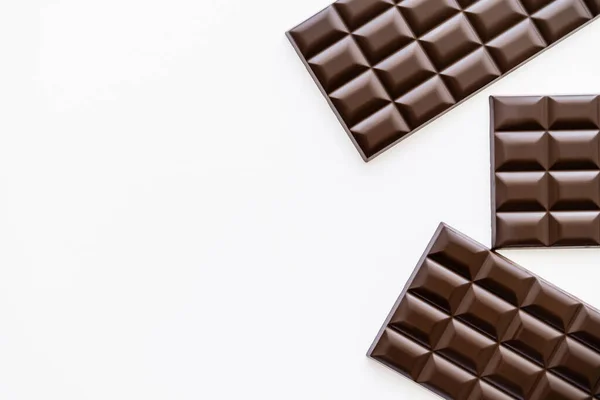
[287, 0, 600, 162]
[368, 223, 600, 399]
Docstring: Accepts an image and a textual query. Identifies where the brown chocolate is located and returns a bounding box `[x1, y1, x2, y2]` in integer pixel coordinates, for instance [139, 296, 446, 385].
[368, 223, 600, 399]
[491, 95, 600, 248]
[288, 0, 600, 161]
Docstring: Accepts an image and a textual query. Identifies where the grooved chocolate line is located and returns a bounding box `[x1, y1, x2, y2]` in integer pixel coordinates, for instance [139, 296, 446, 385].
[368, 223, 600, 399]
[287, 0, 600, 162]
[491, 95, 600, 249]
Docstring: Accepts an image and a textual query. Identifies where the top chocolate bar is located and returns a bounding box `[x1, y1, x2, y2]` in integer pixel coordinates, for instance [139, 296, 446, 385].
[287, 0, 600, 161]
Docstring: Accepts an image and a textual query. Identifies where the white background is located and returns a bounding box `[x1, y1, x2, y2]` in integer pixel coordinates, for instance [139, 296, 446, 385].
[1, 1, 600, 399]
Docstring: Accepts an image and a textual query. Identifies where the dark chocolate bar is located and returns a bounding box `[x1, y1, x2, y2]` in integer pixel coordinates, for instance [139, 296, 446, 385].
[287, 0, 600, 161]
[368, 223, 600, 399]
[491, 95, 600, 249]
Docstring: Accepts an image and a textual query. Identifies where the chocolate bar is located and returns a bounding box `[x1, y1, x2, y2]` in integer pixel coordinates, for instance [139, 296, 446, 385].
[491, 95, 600, 248]
[368, 223, 600, 399]
[287, 0, 600, 161]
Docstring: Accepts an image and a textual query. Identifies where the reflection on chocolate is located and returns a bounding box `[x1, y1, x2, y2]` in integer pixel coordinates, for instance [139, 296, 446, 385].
[491, 95, 600, 248]
[288, 0, 599, 161]
[368, 224, 600, 399]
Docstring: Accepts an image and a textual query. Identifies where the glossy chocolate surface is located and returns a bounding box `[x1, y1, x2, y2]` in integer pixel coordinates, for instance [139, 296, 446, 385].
[368, 224, 600, 399]
[288, 0, 600, 161]
[491, 95, 600, 248]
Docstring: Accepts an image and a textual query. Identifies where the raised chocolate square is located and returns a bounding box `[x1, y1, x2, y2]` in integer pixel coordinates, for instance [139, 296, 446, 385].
[368, 224, 600, 399]
[288, 0, 599, 161]
[491, 95, 600, 248]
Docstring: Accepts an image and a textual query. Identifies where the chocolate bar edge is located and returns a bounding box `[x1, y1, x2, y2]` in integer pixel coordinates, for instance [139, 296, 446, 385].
[366, 222, 448, 359]
[285, 28, 369, 162]
[287, 9, 600, 163]
[490, 96, 498, 250]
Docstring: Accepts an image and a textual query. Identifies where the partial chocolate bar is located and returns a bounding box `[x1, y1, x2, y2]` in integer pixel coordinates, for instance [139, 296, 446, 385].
[368, 223, 600, 399]
[287, 0, 600, 161]
[491, 95, 600, 249]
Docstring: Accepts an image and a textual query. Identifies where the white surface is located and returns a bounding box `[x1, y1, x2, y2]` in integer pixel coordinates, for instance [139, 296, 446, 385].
[0, 1, 600, 399]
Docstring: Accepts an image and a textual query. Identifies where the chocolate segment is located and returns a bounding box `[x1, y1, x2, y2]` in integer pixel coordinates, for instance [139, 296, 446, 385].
[288, 0, 599, 161]
[491, 95, 600, 248]
[368, 224, 600, 399]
